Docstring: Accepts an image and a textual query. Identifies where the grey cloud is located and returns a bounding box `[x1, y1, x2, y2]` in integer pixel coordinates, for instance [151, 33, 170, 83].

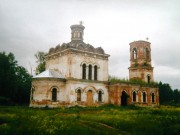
[0, 0, 180, 89]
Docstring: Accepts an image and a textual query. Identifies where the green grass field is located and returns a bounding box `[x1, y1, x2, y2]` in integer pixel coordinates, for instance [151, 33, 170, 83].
[0, 105, 179, 135]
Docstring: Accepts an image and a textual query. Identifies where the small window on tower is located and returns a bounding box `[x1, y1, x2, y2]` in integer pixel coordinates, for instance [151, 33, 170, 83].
[146, 48, 149, 60]
[133, 48, 137, 60]
[78, 32, 80, 37]
[80, 32, 82, 38]
[147, 75, 151, 84]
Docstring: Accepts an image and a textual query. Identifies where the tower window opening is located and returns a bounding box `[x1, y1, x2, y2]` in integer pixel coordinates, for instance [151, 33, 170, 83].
[82, 64, 86, 79]
[88, 65, 92, 80]
[78, 32, 80, 38]
[133, 48, 137, 60]
[94, 65, 97, 80]
[147, 75, 151, 84]
[73, 32, 76, 38]
[52, 88, 57, 102]
[133, 91, 136, 102]
[73, 32, 79, 38]
[146, 48, 149, 60]
[80, 32, 82, 38]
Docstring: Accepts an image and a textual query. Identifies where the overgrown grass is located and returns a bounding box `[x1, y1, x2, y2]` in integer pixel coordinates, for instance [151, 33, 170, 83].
[0, 105, 179, 135]
[109, 76, 158, 87]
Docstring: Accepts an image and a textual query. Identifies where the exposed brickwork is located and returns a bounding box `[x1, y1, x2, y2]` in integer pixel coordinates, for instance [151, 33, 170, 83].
[108, 84, 159, 106]
[129, 40, 154, 83]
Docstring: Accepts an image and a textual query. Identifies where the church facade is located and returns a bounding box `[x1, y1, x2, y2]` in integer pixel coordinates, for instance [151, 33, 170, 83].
[30, 23, 159, 107]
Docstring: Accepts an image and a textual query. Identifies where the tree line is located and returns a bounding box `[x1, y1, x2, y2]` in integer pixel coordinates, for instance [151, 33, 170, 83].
[0, 51, 179, 106]
[159, 82, 180, 105]
[0, 52, 31, 105]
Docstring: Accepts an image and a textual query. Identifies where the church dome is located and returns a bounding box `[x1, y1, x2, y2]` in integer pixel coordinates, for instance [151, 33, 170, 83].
[95, 47, 104, 54]
[47, 23, 107, 55]
[49, 48, 55, 54]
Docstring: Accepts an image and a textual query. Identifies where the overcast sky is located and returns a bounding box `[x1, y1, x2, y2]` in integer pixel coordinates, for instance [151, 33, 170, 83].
[0, 0, 180, 89]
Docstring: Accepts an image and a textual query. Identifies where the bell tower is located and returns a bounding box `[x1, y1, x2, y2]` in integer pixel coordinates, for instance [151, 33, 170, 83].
[128, 40, 154, 83]
[70, 22, 85, 41]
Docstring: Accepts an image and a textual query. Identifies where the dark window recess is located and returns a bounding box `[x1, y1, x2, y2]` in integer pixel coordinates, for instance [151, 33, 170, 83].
[77, 89, 81, 101]
[52, 88, 57, 102]
[133, 91, 136, 102]
[147, 75, 151, 84]
[98, 91, 102, 102]
[152, 93, 155, 103]
[88, 65, 92, 80]
[143, 92, 146, 102]
[146, 48, 149, 60]
[82, 64, 86, 79]
[94, 65, 97, 80]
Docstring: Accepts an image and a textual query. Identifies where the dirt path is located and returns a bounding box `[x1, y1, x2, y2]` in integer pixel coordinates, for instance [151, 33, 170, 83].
[79, 120, 127, 135]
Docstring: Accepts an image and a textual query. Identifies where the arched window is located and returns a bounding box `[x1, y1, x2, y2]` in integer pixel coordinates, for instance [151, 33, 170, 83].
[152, 93, 155, 103]
[133, 48, 137, 60]
[77, 89, 81, 101]
[75, 32, 78, 37]
[78, 32, 80, 38]
[31, 87, 35, 100]
[80, 32, 82, 38]
[94, 65, 97, 80]
[98, 91, 102, 102]
[147, 75, 151, 84]
[82, 64, 86, 79]
[88, 65, 92, 80]
[143, 92, 146, 102]
[52, 88, 57, 102]
[146, 48, 149, 60]
[133, 91, 136, 102]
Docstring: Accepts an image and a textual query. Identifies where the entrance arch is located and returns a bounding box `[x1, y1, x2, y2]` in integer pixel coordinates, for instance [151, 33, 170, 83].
[87, 90, 93, 105]
[121, 91, 129, 106]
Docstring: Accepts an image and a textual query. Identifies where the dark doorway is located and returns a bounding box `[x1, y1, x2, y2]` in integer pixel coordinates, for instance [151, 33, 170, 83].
[121, 91, 128, 106]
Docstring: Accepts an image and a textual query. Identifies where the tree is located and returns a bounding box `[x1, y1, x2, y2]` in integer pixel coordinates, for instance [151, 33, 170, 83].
[173, 89, 180, 103]
[0, 52, 31, 105]
[158, 81, 178, 105]
[35, 51, 46, 75]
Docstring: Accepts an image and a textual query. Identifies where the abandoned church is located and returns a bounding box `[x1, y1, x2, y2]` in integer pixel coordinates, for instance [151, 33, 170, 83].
[30, 23, 159, 107]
